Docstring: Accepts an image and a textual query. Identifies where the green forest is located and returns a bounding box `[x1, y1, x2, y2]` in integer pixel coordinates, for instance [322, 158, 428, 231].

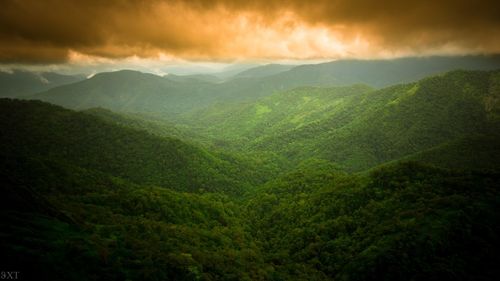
[1, 65, 500, 280]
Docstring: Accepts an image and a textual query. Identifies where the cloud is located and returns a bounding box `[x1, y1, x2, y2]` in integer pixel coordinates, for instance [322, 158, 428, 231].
[0, 0, 499, 63]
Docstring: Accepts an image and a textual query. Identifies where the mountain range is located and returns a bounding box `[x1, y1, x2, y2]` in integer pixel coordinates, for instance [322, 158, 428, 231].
[1, 57, 500, 280]
[30, 56, 500, 116]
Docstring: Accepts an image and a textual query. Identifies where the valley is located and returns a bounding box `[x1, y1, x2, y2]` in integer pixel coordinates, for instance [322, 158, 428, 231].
[1, 60, 500, 280]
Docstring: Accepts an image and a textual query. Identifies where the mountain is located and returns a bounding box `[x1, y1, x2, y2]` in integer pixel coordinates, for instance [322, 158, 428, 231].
[2, 69, 500, 280]
[0, 98, 278, 280]
[262, 55, 500, 89]
[232, 64, 295, 79]
[165, 73, 223, 84]
[180, 84, 373, 146]
[0, 99, 270, 194]
[33, 70, 219, 115]
[0, 70, 84, 97]
[0, 133, 267, 281]
[32, 56, 500, 117]
[180, 69, 500, 171]
[190, 55, 500, 106]
[83, 107, 194, 141]
[206, 56, 500, 104]
[210, 63, 261, 79]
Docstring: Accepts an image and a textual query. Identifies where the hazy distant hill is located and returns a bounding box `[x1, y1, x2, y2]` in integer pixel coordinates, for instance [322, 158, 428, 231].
[165, 73, 223, 83]
[232, 64, 295, 79]
[194, 56, 500, 105]
[0, 70, 84, 97]
[251, 55, 500, 89]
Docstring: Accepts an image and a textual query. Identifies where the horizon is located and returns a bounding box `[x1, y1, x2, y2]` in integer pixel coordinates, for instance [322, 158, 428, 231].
[2, 54, 500, 77]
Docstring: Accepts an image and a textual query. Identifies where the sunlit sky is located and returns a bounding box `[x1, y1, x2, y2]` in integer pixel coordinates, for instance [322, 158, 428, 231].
[1, 0, 499, 74]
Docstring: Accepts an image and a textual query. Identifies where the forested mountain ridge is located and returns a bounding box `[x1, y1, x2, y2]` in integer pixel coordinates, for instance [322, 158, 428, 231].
[181, 70, 500, 171]
[266, 55, 500, 88]
[83, 107, 196, 141]
[179, 84, 374, 148]
[1, 67, 500, 280]
[31, 56, 500, 117]
[0, 99, 271, 195]
[32, 70, 215, 115]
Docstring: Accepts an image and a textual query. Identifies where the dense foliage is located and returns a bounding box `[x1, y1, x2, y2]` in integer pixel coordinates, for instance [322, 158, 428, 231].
[1, 68, 500, 280]
[180, 70, 500, 171]
[0, 99, 272, 195]
[1, 152, 265, 280]
[246, 161, 500, 280]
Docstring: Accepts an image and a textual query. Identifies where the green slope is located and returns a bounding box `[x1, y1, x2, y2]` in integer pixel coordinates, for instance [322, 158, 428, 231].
[82, 106, 280, 181]
[298, 70, 500, 170]
[183, 70, 500, 171]
[180, 84, 373, 149]
[0, 99, 269, 194]
[83, 107, 195, 141]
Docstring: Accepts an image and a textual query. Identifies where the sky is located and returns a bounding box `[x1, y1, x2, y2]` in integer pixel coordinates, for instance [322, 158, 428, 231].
[1, 0, 500, 74]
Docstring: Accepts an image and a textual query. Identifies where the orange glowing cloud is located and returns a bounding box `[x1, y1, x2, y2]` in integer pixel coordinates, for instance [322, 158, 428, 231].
[0, 0, 499, 64]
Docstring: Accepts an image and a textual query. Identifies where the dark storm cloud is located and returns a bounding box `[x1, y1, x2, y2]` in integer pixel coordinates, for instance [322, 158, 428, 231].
[0, 0, 499, 63]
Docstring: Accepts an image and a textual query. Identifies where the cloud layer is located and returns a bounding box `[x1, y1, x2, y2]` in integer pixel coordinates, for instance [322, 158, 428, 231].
[1, 0, 499, 63]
